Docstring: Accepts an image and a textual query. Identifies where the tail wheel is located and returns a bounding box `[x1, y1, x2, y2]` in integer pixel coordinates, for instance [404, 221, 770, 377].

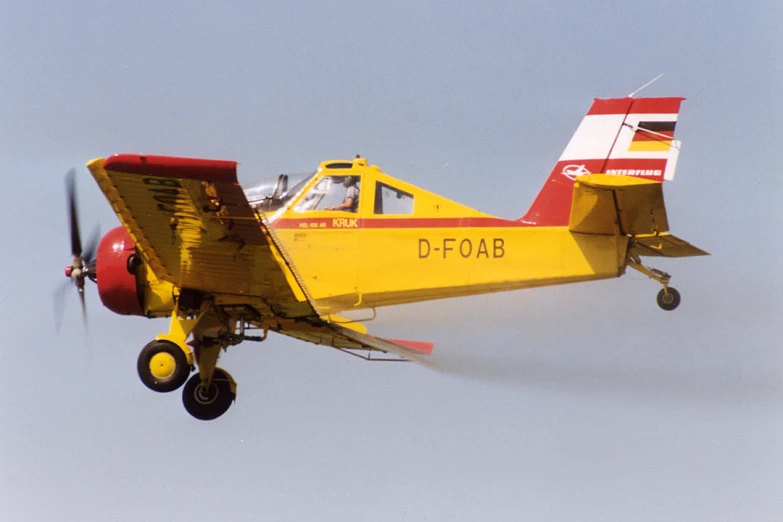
[182, 368, 236, 421]
[657, 287, 681, 311]
[137, 340, 191, 393]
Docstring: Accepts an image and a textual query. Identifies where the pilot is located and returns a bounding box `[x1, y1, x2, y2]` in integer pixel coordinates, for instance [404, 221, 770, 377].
[326, 176, 359, 212]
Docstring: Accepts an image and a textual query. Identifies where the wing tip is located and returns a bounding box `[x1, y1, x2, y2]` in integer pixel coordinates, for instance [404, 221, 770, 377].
[102, 154, 238, 183]
[384, 338, 434, 356]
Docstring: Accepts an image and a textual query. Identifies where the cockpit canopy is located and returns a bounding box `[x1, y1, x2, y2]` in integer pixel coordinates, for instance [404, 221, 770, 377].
[243, 172, 314, 212]
[294, 175, 361, 212]
[243, 157, 385, 214]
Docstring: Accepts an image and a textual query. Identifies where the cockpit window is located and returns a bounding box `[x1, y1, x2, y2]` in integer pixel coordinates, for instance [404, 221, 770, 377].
[374, 182, 414, 214]
[294, 176, 361, 212]
[324, 162, 354, 169]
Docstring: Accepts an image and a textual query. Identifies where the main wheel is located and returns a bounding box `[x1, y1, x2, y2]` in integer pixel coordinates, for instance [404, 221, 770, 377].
[657, 287, 681, 311]
[137, 340, 191, 393]
[182, 368, 236, 421]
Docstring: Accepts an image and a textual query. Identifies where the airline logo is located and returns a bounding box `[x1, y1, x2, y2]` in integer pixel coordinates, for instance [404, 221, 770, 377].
[561, 164, 591, 180]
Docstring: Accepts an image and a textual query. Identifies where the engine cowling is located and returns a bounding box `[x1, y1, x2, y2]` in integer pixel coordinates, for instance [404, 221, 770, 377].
[96, 226, 144, 316]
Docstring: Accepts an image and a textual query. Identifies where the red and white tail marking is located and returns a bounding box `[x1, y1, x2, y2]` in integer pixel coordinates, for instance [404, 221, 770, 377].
[520, 97, 684, 226]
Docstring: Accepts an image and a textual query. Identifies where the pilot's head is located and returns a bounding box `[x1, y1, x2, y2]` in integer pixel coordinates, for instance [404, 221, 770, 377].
[343, 176, 355, 187]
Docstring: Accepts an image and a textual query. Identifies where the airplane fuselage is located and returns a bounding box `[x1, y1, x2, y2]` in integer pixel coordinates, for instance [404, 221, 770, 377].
[264, 158, 628, 315]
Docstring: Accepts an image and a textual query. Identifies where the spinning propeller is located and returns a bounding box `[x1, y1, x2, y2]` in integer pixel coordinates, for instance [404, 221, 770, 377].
[56, 168, 99, 328]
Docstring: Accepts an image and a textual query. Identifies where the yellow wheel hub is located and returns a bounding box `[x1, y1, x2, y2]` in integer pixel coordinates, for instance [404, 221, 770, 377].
[149, 352, 177, 380]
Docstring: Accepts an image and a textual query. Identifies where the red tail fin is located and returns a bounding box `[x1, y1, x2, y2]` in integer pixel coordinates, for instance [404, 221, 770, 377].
[520, 97, 684, 226]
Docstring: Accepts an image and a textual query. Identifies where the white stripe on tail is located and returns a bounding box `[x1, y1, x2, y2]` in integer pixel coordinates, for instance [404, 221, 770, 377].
[520, 97, 684, 226]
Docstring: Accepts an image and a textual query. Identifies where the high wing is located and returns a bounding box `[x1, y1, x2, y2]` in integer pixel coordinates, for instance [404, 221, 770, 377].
[88, 154, 316, 318]
[88, 154, 434, 362]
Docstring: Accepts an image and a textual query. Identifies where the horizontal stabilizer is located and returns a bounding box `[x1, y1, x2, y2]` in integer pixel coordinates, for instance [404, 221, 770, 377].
[632, 234, 709, 258]
[569, 174, 668, 236]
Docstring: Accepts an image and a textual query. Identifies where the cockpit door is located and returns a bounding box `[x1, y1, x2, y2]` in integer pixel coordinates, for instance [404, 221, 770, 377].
[271, 174, 363, 311]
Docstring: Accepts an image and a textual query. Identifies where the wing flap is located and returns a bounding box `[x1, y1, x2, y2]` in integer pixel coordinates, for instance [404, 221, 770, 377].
[328, 324, 434, 362]
[87, 154, 316, 318]
[275, 320, 434, 363]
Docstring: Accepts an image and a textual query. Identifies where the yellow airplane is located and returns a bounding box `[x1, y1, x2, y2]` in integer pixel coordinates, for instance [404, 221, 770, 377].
[62, 95, 707, 420]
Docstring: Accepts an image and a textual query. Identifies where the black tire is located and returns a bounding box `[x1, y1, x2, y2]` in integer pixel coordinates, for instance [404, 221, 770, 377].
[182, 368, 236, 421]
[657, 287, 681, 311]
[137, 340, 191, 393]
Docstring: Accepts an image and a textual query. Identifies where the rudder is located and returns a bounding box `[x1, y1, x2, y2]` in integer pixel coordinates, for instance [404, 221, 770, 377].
[520, 96, 684, 226]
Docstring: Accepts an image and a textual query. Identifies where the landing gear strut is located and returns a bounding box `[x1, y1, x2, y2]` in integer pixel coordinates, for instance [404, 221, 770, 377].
[135, 299, 251, 420]
[627, 252, 681, 311]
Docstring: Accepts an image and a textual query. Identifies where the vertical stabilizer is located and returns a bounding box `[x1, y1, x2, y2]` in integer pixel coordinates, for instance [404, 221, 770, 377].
[520, 97, 684, 226]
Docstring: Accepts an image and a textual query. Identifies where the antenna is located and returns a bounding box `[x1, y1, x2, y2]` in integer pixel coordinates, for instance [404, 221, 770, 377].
[627, 73, 664, 98]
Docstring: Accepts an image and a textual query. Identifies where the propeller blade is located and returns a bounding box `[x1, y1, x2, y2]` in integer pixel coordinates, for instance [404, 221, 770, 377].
[53, 279, 71, 333]
[82, 224, 100, 266]
[58, 167, 96, 333]
[66, 168, 82, 257]
[78, 288, 88, 328]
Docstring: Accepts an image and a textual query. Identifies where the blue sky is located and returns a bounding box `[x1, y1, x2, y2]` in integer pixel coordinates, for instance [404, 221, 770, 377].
[1, 1, 782, 520]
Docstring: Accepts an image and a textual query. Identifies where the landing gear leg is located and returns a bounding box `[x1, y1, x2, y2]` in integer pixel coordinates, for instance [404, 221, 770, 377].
[627, 252, 681, 311]
[138, 298, 242, 420]
[136, 303, 209, 392]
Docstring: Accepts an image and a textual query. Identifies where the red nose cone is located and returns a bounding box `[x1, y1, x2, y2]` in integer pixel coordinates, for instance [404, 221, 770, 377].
[65, 266, 73, 278]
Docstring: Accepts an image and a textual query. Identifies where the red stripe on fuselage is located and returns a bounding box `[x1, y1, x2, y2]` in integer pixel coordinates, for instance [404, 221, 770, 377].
[363, 217, 529, 228]
[270, 216, 531, 229]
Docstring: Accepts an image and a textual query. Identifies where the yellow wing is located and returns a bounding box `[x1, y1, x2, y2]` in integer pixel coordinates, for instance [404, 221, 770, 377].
[87, 154, 316, 318]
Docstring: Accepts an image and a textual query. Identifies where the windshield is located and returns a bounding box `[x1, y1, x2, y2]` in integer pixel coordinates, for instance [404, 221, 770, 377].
[243, 172, 315, 212]
[294, 175, 361, 212]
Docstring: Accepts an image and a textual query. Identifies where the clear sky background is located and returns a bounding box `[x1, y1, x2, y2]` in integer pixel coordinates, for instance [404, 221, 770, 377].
[1, 1, 782, 520]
